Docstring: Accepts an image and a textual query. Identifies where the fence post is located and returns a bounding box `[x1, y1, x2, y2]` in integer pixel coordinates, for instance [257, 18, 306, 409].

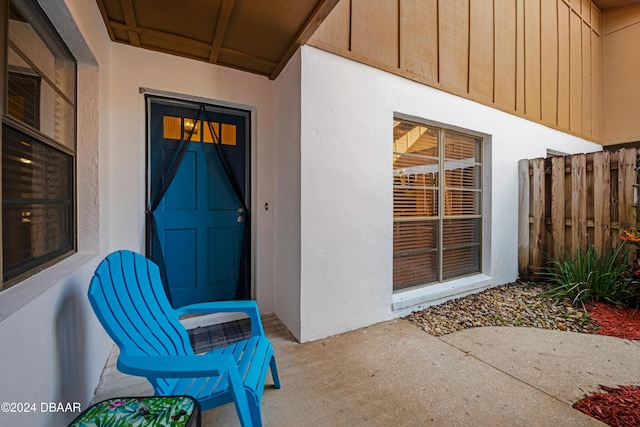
[593, 151, 610, 254]
[530, 158, 545, 276]
[518, 159, 531, 278]
[571, 154, 587, 255]
[618, 149, 638, 262]
[550, 156, 565, 262]
[618, 149, 637, 232]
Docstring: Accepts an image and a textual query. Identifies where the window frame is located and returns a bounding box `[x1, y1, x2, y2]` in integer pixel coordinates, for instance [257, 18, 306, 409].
[393, 116, 484, 292]
[0, 0, 77, 290]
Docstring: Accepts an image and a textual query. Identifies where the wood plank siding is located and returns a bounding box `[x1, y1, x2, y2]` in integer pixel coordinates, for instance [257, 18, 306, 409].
[601, 5, 640, 145]
[309, 0, 602, 142]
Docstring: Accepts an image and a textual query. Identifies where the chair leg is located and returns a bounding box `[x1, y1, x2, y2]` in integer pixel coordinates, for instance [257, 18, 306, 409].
[247, 390, 263, 427]
[269, 355, 281, 389]
[228, 370, 253, 427]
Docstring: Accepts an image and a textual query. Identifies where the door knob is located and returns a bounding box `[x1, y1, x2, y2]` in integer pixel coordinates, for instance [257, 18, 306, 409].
[237, 216, 244, 223]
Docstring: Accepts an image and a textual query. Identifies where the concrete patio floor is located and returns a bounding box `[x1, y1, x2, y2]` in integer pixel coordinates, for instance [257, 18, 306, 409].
[92, 314, 640, 426]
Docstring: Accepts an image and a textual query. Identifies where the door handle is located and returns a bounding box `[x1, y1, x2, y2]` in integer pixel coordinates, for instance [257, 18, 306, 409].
[237, 216, 244, 223]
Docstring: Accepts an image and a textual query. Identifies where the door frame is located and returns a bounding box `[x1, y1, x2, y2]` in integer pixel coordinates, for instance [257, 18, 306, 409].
[140, 88, 256, 300]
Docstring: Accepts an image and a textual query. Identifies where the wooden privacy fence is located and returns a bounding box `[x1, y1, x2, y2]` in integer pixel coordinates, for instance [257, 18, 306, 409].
[518, 148, 640, 279]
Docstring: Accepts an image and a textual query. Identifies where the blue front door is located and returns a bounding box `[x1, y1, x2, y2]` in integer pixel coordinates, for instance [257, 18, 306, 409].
[149, 100, 248, 307]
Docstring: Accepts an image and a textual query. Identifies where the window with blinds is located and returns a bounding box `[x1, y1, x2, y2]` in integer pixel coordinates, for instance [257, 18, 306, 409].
[1, 0, 76, 286]
[393, 119, 482, 291]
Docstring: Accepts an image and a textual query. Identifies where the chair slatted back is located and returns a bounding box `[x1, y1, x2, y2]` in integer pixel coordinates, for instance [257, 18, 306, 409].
[89, 251, 194, 390]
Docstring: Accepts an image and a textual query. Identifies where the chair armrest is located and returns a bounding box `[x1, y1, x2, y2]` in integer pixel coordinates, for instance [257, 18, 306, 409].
[117, 353, 234, 378]
[175, 300, 265, 336]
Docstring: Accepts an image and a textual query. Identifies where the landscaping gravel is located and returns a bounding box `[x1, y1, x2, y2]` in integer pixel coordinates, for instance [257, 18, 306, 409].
[406, 280, 597, 336]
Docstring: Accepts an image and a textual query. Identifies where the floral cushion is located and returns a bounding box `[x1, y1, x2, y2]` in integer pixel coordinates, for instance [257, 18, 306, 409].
[69, 396, 199, 427]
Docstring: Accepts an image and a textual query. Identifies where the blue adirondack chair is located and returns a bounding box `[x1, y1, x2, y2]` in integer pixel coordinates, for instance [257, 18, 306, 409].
[88, 250, 280, 427]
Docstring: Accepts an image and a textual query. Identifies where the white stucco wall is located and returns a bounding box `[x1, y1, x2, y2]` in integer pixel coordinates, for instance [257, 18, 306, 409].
[273, 50, 303, 340]
[297, 46, 602, 342]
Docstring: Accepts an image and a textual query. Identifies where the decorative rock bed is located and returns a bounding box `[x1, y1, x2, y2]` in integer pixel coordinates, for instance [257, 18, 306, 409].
[406, 280, 597, 336]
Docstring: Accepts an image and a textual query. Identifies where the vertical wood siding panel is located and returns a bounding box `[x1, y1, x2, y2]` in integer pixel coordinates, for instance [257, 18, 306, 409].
[439, 0, 469, 93]
[469, 0, 494, 104]
[592, 6, 600, 34]
[601, 29, 614, 144]
[541, 0, 558, 125]
[582, 0, 591, 24]
[308, 0, 352, 51]
[602, 14, 640, 145]
[494, 0, 517, 110]
[569, 11, 582, 133]
[516, 0, 525, 113]
[570, 0, 581, 13]
[524, 0, 541, 119]
[400, 0, 438, 83]
[591, 30, 601, 141]
[557, 2, 570, 129]
[351, 0, 399, 68]
[582, 21, 592, 138]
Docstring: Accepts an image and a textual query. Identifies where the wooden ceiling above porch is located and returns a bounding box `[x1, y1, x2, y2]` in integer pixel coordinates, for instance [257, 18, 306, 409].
[592, 0, 640, 10]
[95, 0, 339, 79]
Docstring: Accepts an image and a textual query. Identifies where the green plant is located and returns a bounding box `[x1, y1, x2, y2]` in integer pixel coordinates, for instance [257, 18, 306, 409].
[579, 313, 593, 327]
[540, 243, 631, 305]
[619, 267, 640, 308]
[490, 314, 507, 324]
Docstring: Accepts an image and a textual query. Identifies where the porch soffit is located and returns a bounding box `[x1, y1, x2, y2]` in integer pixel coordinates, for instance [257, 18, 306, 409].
[94, 0, 339, 79]
[593, 0, 640, 10]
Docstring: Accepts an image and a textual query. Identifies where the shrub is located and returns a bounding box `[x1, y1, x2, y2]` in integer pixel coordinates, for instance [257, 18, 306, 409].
[540, 243, 635, 305]
[619, 268, 640, 308]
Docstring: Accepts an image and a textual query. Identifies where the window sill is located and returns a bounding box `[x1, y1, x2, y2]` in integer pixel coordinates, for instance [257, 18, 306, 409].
[392, 274, 492, 315]
[0, 252, 99, 324]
